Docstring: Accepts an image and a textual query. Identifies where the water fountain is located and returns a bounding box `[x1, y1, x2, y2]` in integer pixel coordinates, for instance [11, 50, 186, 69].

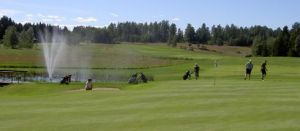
[39, 29, 66, 81]
[38, 29, 129, 82]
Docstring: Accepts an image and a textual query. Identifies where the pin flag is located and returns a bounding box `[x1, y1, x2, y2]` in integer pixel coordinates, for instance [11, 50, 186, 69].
[214, 60, 218, 68]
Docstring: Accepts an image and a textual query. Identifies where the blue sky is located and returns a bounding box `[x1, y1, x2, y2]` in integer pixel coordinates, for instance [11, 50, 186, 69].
[1, 0, 300, 30]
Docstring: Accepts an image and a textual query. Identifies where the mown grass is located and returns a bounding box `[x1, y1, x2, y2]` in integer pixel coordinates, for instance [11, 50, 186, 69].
[1, 43, 300, 130]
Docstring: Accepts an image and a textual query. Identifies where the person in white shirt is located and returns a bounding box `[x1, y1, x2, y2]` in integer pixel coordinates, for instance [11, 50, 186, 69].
[85, 79, 93, 90]
[244, 59, 253, 80]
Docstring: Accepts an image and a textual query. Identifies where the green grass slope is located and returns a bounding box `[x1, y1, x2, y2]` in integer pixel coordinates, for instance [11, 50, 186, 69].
[0, 44, 300, 131]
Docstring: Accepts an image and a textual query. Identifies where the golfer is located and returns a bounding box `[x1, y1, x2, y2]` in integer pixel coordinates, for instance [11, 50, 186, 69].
[85, 79, 93, 90]
[261, 60, 267, 80]
[194, 63, 200, 80]
[244, 59, 253, 80]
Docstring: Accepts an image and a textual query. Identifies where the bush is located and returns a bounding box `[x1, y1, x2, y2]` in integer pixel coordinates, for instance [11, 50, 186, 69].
[3, 26, 18, 49]
[18, 27, 35, 48]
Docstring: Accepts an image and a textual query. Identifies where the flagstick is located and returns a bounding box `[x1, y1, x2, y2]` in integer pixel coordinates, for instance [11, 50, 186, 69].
[214, 60, 218, 88]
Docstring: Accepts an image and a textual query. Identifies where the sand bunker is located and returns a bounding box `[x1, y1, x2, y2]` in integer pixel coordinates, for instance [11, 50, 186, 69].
[67, 87, 120, 92]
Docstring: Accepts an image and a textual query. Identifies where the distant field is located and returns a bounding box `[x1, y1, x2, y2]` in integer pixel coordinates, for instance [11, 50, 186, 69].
[0, 43, 191, 69]
[177, 43, 252, 56]
[0, 43, 249, 69]
[1, 43, 300, 130]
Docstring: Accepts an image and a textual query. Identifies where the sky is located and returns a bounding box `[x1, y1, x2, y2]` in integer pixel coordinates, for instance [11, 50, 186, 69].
[1, 0, 300, 30]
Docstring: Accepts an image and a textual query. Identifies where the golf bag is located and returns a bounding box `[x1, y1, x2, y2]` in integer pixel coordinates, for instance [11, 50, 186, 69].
[183, 71, 191, 80]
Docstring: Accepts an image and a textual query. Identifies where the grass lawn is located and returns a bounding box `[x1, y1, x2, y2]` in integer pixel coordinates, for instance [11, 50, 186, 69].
[0, 43, 300, 130]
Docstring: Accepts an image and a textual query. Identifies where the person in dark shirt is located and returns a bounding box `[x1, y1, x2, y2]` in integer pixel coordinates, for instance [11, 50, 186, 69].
[60, 75, 71, 85]
[194, 63, 200, 80]
[261, 60, 267, 80]
[140, 72, 148, 83]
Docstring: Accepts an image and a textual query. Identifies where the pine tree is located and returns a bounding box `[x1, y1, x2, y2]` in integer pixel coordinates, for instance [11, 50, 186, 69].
[168, 23, 177, 47]
[0, 16, 15, 40]
[195, 24, 211, 44]
[289, 22, 300, 56]
[273, 26, 290, 56]
[184, 24, 196, 44]
[211, 25, 224, 45]
[295, 35, 300, 56]
[176, 29, 184, 43]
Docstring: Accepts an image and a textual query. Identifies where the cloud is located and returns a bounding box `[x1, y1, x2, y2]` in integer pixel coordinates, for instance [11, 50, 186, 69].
[20, 13, 65, 24]
[110, 13, 119, 18]
[0, 9, 21, 16]
[153, 14, 165, 19]
[75, 17, 97, 23]
[26, 14, 34, 17]
[52, 24, 80, 31]
[21, 14, 34, 24]
[36, 13, 65, 22]
[172, 17, 180, 21]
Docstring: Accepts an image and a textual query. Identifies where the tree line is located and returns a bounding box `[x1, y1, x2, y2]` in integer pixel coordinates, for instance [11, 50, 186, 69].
[0, 16, 300, 56]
